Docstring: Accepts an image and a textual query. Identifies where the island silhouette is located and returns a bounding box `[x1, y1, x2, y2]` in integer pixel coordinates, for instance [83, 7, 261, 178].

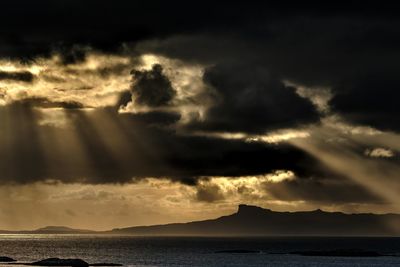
[111, 204, 400, 236]
[2, 205, 399, 236]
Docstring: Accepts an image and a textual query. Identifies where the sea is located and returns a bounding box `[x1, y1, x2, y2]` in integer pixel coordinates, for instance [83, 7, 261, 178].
[0, 235, 400, 267]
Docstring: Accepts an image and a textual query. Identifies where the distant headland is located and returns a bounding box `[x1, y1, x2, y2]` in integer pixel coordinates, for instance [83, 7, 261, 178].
[1, 205, 400, 236]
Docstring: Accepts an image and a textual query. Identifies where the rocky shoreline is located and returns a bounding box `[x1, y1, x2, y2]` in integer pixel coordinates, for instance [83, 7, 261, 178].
[0, 257, 16, 263]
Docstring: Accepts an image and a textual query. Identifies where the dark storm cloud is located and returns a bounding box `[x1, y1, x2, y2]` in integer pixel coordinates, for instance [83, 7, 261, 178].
[131, 8, 400, 132]
[264, 176, 383, 204]
[330, 77, 400, 131]
[116, 91, 132, 108]
[1, 0, 399, 209]
[0, 101, 387, 205]
[0, 71, 35, 82]
[130, 64, 176, 107]
[14, 97, 84, 109]
[0, 1, 395, 58]
[184, 63, 319, 133]
[191, 173, 384, 204]
[56, 45, 87, 65]
[196, 184, 224, 203]
[1, 1, 398, 132]
[258, 19, 400, 131]
[0, 103, 315, 184]
[0, 0, 274, 59]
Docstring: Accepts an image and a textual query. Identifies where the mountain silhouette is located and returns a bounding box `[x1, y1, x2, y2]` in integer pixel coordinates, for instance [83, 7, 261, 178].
[1, 205, 399, 236]
[111, 204, 400, 236]
[34, 226, 94, 233]
[0, 226, 94, 234]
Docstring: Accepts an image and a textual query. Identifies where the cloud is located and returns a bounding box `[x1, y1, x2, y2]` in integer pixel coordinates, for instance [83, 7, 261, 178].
[191, 171, 382, 205]
[264, 177, 382, 204]
[0, 71, 35, 82]
[56, 45, 88, 65]
[365, 148, 395, 158]
[290, 128, 400, 207]
[183, 63, 319, 133]
[129, 64, 176, 107]
[196, 184, 225, 202]
[0, 102, 319, 184]
[1, 93, 391, 212]
[13, 97, 84, 109]
[0, 1, 281, 60]
[3, 3, 398, 133]
[134, 14, 400, 132]
[0, 0, 399, 218]
[0, 52, 132, 108]
[330, 78, 400, 131]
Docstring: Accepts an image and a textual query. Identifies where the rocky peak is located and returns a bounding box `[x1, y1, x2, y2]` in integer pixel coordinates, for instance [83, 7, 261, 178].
[237, 204, 270, 215]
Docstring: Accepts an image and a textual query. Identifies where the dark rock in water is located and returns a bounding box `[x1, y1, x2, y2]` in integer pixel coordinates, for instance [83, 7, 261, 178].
[90, 264, 123, 266]
[290, 249, 384, 257]
[0, 256, 16, 262]
[215, 249, 261, 254]
[29, 258, 89, 267]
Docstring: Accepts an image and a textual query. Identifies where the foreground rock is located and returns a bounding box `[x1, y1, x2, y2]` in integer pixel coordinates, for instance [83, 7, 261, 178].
[28, 258, 89, 267]
[289, 249, 385, 257]
[215, 249, 261, 254]
[0, 257, 16, 262]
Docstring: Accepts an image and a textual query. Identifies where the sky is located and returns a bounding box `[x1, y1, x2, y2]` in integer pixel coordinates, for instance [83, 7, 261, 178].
[0, 1, 400, 230]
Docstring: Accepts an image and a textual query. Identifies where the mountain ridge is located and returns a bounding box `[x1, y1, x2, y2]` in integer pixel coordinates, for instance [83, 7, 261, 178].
[0, 226, 95, 234]
[1, 205, 399, 236]
[110, 204, 400, 236]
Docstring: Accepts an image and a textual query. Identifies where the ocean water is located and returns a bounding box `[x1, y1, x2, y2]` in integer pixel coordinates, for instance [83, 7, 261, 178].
[0, 235, 400, 267]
